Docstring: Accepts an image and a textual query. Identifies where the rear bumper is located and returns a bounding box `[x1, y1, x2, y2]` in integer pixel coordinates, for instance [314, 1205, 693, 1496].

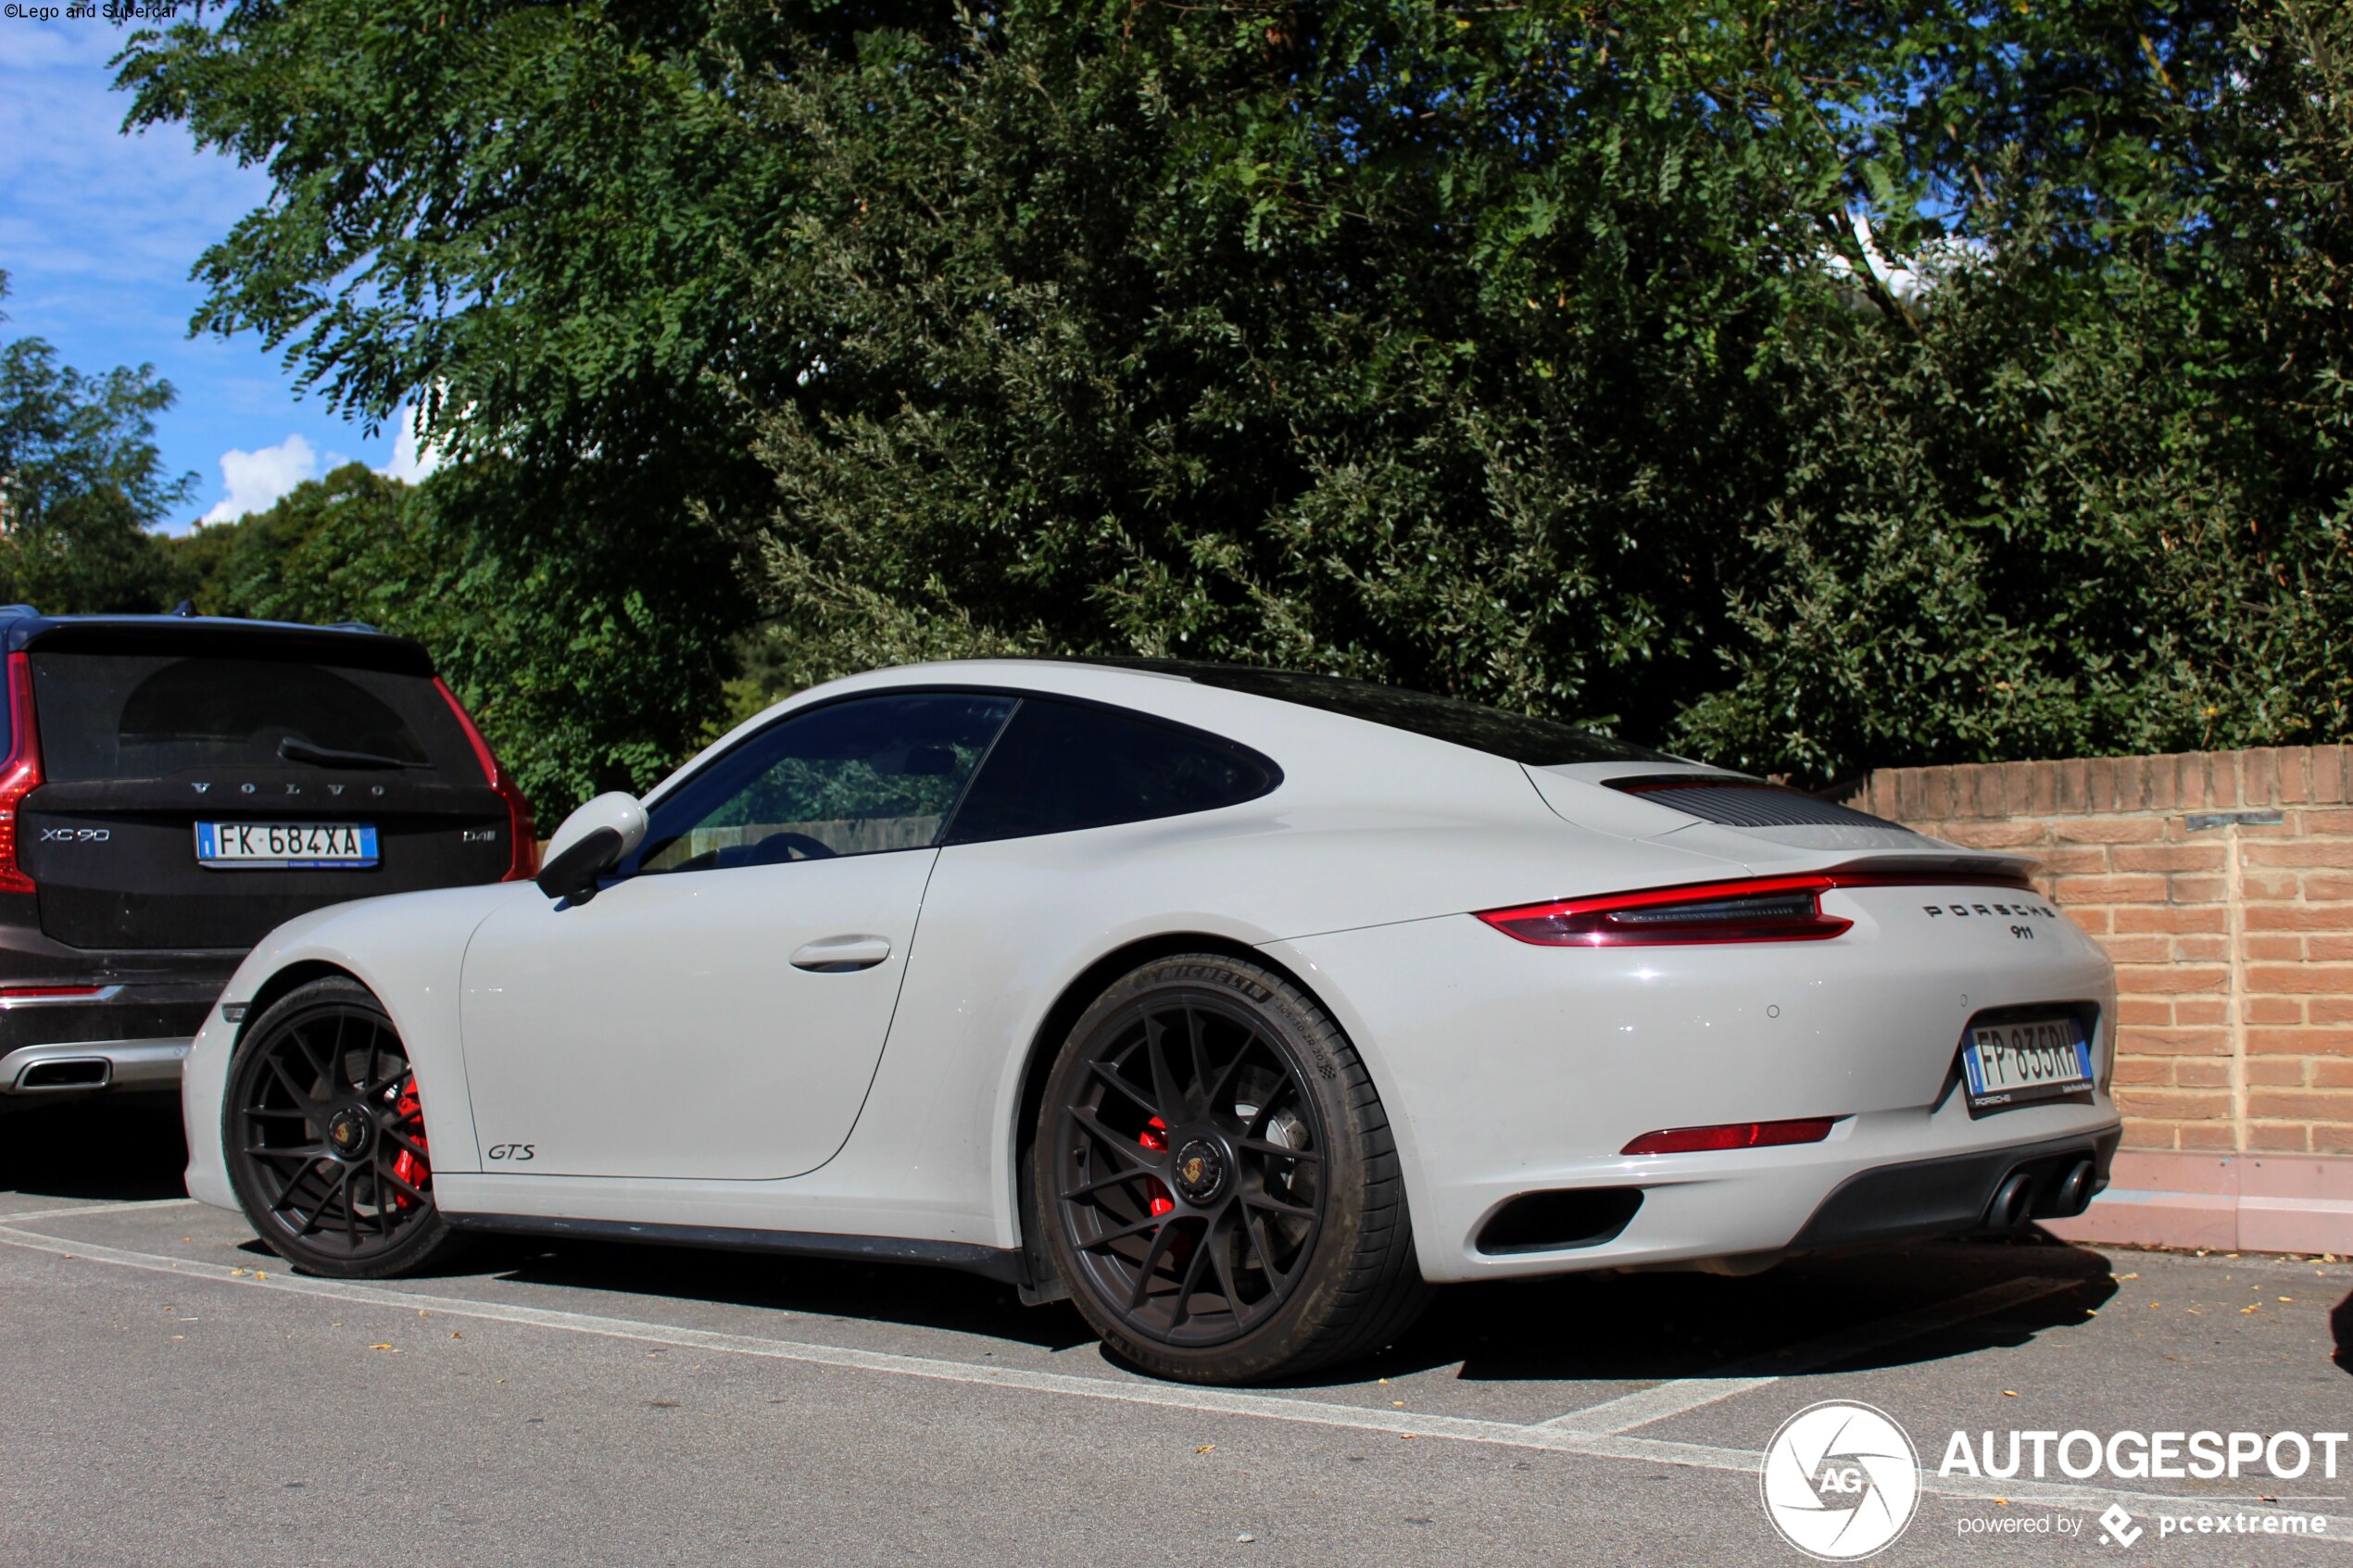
[1789, 1127, 2122, 1250]
[0, 1035, 190, 1094]
[0, 965, 223, 1096]
[1272, 885, 2123, 1283]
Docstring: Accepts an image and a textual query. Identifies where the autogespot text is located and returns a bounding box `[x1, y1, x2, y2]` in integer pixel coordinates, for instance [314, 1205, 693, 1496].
[1940, 1428, 2349, 1482]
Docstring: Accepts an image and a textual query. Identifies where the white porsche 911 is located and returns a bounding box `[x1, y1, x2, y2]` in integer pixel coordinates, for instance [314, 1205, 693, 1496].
[182, 659, 2120, 1384]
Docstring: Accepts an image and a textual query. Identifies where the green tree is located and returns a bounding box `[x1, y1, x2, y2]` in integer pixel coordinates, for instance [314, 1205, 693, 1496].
[0, 270, 194, 611]
[123, 2, 2353, 786]
[120, 1, 773, 805]
[167, 457, 737, 815]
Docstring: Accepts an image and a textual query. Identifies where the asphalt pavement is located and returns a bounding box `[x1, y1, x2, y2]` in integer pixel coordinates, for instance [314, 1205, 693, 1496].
[3, 1097, 2347, 1567]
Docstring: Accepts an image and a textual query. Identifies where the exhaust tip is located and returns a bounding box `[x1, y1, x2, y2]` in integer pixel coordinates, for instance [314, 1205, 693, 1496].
[16, 1058, 109, 1091]
[2047, 1158, 2097, 1219]
[1984, 1171, 2036, 1232]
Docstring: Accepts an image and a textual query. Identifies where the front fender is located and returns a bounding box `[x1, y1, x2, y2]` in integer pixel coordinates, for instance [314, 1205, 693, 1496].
[182, 883, 537, 1210]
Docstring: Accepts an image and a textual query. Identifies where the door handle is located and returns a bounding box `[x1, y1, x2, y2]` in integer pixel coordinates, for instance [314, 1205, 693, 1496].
[789, 935, 893, 972]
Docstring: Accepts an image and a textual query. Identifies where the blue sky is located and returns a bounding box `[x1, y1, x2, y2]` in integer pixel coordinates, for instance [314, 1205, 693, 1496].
[0, 17, 433, 534]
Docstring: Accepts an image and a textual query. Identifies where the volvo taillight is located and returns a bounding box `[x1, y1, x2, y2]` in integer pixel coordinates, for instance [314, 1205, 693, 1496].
[0, 652, 44, 896]
[434, 677, 538, 881]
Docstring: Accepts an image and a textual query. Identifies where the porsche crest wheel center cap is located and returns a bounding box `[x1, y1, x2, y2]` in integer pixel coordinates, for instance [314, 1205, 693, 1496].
[1173, 1138, 1227, 1204]
[326, 1107, 374, 1160]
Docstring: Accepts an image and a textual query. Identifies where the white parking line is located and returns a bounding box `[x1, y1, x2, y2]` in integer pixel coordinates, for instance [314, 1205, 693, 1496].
[0, 1197, 199, 1224]
[1537, 1274, 2082, 1435]
[2, 1221, 2336, 1534]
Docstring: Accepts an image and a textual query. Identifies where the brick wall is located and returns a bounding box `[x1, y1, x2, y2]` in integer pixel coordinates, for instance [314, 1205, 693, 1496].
[1856, 746, 2353, 1252]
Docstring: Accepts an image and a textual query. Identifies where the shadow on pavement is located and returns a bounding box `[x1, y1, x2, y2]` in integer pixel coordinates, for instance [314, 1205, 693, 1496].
[488, 1237, 1098, 1352]
[0, 1095, 189, 1203]
[1295, 1235, 2118, 1392]
[2334, 1288, 2351, 1374]
[459, 1227, 2114, 1386]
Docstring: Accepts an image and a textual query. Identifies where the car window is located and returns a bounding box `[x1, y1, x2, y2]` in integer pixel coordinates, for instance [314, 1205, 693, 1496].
[29, 651, 464, 781]
[632, 693, 1015, 874]
[944, 697, 1278, 845]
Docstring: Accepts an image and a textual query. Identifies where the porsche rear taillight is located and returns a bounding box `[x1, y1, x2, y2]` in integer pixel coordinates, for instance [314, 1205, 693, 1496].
[0, 652, 44, 896]
[1478, 865, 2044, 947]
[434, 677, 538, 881]
[1477, 874, 1854, 947]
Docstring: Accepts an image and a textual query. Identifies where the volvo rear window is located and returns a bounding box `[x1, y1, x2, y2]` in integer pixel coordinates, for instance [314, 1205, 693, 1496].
[30, 652, 470, 782]
[1084, 659, 1669, 767]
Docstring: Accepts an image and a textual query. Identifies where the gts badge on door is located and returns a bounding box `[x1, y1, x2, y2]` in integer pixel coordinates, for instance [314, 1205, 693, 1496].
[485, 1143, 536, 1161]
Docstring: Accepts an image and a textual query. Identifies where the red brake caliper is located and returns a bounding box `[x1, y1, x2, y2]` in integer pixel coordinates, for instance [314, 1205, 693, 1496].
[389, 1079, 431, 1210]
[1139, 1116, 1175, 1217]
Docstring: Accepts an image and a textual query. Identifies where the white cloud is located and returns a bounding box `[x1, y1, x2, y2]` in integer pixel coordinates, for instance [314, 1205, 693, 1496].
[377, 408, 445, 483]
[201, 434, 320, 525]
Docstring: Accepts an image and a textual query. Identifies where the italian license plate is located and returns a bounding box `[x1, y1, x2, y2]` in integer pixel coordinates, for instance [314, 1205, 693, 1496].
[1961, 1015, 2094, 1115]
[195, 822, 379, 870]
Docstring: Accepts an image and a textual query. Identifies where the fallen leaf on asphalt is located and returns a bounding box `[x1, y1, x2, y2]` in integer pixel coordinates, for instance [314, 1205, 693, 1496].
[2240, 1304, 2259, 1314]
[450, 1332, 463, 1339]
[1236, 1535, 1256, 1544]
[2118, 1273, 2138, 1280]
[2185, 1308, 2202, 1315]
[368, 1343, 396, 1351]
[2148, 1301, 2161, 1310]
[229, 1268, 248, 1277]
[2001, 1391, 2019, 1398]
[1196, 1445, 1215, 1454]
[2279, 1297, 2294, 1303]
[1398, 1434, 1416, 1441]
[1995, 1498, 2008, 1507]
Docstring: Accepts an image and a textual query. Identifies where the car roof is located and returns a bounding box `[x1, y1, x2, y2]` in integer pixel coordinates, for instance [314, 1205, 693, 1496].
[805, 656, 1670, 770]
[0, 607, 434, 676]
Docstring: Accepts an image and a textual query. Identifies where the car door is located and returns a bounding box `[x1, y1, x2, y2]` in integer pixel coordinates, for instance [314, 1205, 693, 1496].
[457, 691, 1014, 1181]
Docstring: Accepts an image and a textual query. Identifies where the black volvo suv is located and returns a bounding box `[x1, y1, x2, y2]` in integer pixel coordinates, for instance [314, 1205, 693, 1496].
[0, 608, 535, 1103]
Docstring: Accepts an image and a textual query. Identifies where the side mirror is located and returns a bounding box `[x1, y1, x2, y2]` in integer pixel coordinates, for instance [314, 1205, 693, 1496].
[535, 791, 648, 904]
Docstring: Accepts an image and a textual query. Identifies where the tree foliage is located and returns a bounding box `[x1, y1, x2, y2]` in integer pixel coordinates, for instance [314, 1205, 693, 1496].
[120, 1, 2353, 791]
[0, 271, 193, 612]
[167, 459, 741, 815]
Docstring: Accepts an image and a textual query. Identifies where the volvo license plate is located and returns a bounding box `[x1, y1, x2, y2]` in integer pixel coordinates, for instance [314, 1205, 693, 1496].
[195, 822, 379, 870]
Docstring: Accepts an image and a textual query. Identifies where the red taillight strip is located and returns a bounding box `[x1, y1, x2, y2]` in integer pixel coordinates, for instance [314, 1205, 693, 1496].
[1478, 873, 1851, 947]
[434, 677, 539, 881]
[1621, 1118, 1837, 1156]
[0, 651, 44, 896]
[1477, 867, 2039, 947]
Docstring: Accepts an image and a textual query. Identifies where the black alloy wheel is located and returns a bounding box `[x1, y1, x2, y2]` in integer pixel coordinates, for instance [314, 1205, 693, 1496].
[1038, 955, 1429, 1384]
[224, 976, 462, 1279]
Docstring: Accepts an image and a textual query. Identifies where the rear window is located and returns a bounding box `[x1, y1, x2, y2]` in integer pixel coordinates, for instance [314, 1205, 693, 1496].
[1085, 660, 1669, 767]
[945, 697, 1279, 844]
[29, 652, 470, 783]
